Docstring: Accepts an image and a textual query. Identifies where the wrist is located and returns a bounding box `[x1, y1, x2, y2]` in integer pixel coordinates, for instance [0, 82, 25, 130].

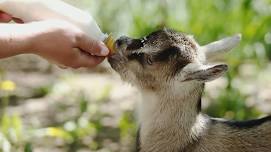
[0, 23, 35, 58]
[0, 23, 36, 55]
[15, 23, 39, 55]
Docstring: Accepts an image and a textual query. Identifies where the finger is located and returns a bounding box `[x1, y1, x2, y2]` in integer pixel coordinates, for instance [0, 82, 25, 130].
[0, 11, 12, 23]
[12, 17, 24, 23]
[77, 35, 109, 57]
[73, 48, 105, 68]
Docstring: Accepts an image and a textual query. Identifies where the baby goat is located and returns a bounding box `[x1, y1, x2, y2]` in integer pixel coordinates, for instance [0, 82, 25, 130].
[108, 29, 271, 152]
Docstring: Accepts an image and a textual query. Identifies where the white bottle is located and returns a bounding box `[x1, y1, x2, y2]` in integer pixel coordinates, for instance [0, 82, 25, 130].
[0, 0, 108, 42]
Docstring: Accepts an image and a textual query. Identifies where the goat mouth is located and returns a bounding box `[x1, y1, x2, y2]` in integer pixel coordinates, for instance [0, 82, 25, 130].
[107, 46, 128, 71]
[108, 47, 141, 62]
[108, 40, 130, 60]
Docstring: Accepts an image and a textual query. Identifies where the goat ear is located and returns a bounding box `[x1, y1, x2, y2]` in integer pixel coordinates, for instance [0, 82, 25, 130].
[183, 64, 228, 82]
[200, 34, 241, 61]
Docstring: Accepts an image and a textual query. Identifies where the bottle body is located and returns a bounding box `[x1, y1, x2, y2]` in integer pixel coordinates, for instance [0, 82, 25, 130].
[0, 0, 107, 41]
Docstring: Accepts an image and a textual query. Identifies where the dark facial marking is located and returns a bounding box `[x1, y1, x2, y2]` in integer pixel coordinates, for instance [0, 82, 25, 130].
[153, 46, 180, 62]
[151, 46, 192, 76]
[211, 116, 271, 129]
[127, 39, 144, 51]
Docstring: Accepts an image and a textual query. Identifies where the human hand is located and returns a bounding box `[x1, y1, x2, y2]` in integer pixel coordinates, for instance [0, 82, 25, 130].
[26, 20, 109, 68]
[0, 11, 23, 23]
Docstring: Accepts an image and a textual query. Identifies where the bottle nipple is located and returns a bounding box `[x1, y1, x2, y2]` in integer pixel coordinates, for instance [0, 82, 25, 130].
[104, 34, 116, 56]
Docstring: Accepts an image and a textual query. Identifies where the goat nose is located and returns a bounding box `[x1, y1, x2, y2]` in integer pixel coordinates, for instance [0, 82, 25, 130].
[115, 39, 124, 48]
[115, 36, 130, 48]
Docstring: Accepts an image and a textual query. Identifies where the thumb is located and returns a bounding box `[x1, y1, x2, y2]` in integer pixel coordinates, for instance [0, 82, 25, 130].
[77, 35, 109, 57]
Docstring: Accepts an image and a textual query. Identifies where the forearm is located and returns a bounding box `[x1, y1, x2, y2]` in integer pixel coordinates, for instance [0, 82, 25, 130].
[0, 23, 33, 58]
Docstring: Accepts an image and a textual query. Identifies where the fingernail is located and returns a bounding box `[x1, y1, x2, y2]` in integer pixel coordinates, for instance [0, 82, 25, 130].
[99, 42, 110, 56]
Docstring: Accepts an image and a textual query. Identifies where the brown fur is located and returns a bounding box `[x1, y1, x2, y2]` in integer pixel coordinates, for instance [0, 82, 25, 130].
[108, 29, 271, 152]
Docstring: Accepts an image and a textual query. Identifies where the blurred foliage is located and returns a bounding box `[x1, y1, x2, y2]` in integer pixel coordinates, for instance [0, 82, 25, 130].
[0, 78, 28, 152]
[32, 86, 51, 99]
[206, 86, 261, 120]
[1, 0, 271, 151]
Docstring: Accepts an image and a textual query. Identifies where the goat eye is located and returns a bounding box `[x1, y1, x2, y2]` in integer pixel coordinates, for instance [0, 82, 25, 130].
[146, 57, 153, 65]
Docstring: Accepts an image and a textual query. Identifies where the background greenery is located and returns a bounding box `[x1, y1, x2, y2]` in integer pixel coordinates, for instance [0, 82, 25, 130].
[0, 0, 271, 151]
